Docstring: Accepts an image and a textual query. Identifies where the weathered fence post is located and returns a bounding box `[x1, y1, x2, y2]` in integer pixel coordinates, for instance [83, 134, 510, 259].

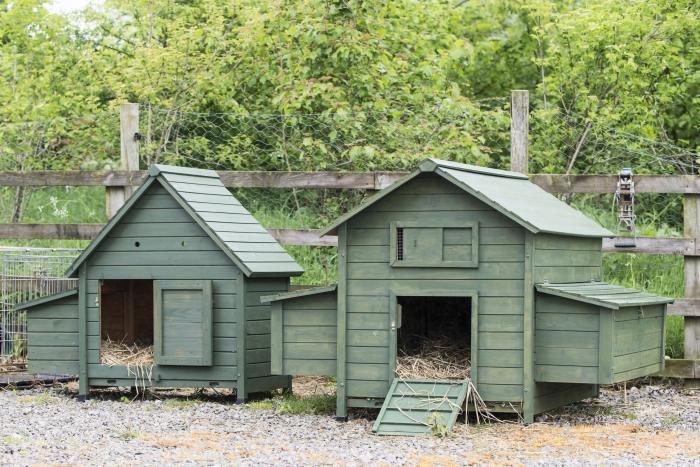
[105, 103, 140, 218]
[684, 196, 700, 358]
[510, 90, 529, 174]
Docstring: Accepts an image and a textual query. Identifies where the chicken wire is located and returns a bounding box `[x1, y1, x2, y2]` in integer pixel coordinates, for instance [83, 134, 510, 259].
[0, 246, 80, 363]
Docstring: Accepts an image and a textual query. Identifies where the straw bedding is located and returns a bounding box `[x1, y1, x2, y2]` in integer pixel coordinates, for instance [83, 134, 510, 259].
[395, 338, 471, 380]
[100, 339, 154, 366]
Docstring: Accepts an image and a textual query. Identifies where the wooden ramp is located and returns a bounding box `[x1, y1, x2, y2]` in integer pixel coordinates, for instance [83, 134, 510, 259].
[372, 378, 469, 436]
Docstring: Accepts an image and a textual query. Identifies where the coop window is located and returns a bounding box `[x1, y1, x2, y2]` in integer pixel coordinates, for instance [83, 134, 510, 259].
[154, 279, 213, 366]
[99, 280, 154, 365]
[390, 221, 478, 268]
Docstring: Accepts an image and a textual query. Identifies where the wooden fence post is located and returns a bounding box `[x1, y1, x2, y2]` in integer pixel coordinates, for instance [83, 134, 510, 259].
[105, 103, 140, 218]
[684, 195, 700, 358]
[510, 90, 529, 174]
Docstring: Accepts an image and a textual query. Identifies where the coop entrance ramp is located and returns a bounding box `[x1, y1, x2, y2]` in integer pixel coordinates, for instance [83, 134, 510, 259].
[372, 378, 469, 436]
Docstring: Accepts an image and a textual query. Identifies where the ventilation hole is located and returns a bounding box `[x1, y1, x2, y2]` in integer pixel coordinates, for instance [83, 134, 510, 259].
[396, 227, 404, 261]
[134, 241, 140, 247]
[181, 240, 186, 247]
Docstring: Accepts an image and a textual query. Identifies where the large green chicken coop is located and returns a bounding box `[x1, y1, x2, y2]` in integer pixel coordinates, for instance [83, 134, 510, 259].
[262, 158, 672, 432]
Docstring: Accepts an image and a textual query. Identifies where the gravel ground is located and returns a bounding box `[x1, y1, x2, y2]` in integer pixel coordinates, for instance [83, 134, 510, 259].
[0, 382, 699, 466]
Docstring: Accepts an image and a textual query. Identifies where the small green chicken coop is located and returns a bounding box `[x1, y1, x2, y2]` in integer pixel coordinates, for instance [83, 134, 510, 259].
[262, 158, 672, 432]
[16, 165, 303, 401]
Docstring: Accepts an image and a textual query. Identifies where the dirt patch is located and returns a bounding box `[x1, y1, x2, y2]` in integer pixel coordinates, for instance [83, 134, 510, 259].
[292, 376, 335, 397]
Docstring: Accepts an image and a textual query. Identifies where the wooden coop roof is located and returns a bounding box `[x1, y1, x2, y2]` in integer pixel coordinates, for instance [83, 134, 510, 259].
[14, 289, 78, 311]
[320, 158, 614, 238]
[65, 164, 303, 278]
[536, 282, 674, 309]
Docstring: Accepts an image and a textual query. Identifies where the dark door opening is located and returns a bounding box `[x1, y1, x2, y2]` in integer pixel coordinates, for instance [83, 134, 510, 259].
[396, 296, 472, 380]
[100, 279, 154, 364]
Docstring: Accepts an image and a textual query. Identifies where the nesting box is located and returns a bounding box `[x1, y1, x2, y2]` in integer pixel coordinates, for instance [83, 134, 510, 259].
[263, 158, 672, 429]
[16, 165, 303, 401]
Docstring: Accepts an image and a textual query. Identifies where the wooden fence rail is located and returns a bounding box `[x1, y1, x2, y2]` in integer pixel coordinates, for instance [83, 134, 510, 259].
[4, 170, 700, 193]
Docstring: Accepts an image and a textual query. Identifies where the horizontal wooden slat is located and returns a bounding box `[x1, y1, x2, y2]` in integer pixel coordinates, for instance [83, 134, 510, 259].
[668, 299, 700, 317]
[2, 170, 700, 194]
[602, 237, 695, 255]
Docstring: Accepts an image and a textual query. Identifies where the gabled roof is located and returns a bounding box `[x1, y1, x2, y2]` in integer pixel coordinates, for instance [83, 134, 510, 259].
[66, 164, 303, 278]
[536, 282, 673, 309]
[15, 289, 78, 311]
[319, 158, 614, 238]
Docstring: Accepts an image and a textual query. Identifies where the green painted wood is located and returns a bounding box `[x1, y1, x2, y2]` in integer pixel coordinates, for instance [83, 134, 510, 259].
[29, 347, 79, 361]
[478, 367, 523, 385]
[154, 279, 213, 366]
[283, 326, 337, 343]
[246, 349, 270, 364]
[346, 262, 524, 280]
[89, 378, 237, 389]
[479, 332, 524, 350]
[236, 271, 247, 401]
[534, 266, 602, 284]
[613, 362, 662, 381]
[348, 245, 523, 264]
[78, 264, 87, 396]
[284, 343, 336, 360]
[285, 309, 337, 326]
[535, 313, 599, 332]
[534, 365, 599, 384]
[479, 350, 523, 367]
[28, 318, 77, 333]
[534, 249, 602, 267]
[347, 280, 524, 297]
[347, 346, 388, 364]
[535, 348, 598, 367]
[534, 234, 602, 251]
[89, 251, 234, 266]
[28, 361, 78, 375]
[347, 363, 388, 380]
[283, 359, 336, 376]
[536, 330, 598, 349]
[522, 231, 535, 424]
[245, 321, 270, 335]
[478, 384, 523, 402]
[270, 301, 283, 375]
[347, 226, 523, 247]
[478, 315, 523, 332]
[87, 364, 237, 380]
[536, 282, 673, 310]
[87, 265, 240, 280]
[372, 378, 469, 436]
[336, 222, 348, 418]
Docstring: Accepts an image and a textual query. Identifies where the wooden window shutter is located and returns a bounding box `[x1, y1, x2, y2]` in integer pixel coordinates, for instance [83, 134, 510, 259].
[154, 280, 213, 366]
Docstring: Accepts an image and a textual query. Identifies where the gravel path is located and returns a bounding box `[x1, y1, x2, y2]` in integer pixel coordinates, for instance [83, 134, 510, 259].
[1, 382, 699, 465]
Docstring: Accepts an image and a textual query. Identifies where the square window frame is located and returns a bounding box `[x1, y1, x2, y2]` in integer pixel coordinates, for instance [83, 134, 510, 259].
[389, 220, 479, 268]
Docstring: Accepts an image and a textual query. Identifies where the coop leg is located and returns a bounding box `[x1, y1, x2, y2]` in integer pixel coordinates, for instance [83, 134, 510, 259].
[77, 377, 89, 402]
[335, 397, 348, 422]
[523, 408, 534, 425]
[282, 375, 293, 395]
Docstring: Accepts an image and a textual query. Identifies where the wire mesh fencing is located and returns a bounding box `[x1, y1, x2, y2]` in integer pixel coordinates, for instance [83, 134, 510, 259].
[0, 247, 80, 363]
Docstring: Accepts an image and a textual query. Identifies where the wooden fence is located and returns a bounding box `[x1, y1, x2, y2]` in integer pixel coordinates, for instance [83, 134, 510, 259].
[2, 95, 698, 366]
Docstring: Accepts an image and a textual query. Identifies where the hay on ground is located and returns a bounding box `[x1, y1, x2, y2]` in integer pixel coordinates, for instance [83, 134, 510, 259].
[395, 338, 470, 380]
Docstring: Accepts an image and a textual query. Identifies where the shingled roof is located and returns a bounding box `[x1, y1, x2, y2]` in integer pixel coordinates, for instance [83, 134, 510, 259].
[65, 164, 303, 278]
[320, 158, 613, 238]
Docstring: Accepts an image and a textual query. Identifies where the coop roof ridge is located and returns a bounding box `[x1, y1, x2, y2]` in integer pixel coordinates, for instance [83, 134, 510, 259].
[319, 158, 613, 238]
[64, 165, 303, 278]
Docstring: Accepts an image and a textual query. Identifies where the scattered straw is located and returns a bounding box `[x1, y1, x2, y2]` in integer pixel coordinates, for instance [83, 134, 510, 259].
[395, 338, 470, 380]
[100, 338, 154, 395]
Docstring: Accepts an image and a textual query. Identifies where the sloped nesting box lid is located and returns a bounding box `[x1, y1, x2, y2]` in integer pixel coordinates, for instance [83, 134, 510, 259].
[535, 282, 674, 309]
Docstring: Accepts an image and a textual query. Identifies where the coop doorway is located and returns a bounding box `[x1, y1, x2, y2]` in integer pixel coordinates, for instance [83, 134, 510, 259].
[394, 295, 473, 381]
[99, 279, 155, 365]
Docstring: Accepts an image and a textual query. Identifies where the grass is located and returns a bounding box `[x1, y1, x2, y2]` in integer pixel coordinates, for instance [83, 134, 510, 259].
[18, 392, 56, 405]
[117, 429, 140, 441]
[247, 393, 336, 415]
[164, 399, 205, 409]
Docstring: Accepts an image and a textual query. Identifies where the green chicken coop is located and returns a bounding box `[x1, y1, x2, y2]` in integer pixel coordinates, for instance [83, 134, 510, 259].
[262, 158, 672, 433]
[16, 165, 303, 402]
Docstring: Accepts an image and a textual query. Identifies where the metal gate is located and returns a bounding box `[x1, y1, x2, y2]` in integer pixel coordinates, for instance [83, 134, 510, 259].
[0, 247, 80, 363]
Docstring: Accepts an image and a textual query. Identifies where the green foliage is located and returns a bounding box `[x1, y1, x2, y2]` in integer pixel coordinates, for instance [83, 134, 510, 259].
[247, 393, 336, 415]
[428, 413, 452, 438]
